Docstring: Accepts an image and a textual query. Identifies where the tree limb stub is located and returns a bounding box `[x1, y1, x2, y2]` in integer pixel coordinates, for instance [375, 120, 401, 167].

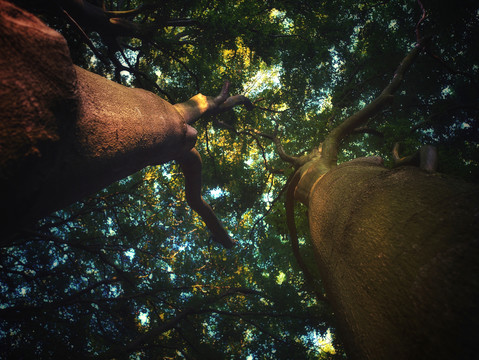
[60, 0, 145, 40]
[393, 143, 438, 172]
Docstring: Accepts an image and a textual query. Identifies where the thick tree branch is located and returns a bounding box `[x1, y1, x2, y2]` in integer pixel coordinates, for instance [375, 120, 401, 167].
[173, 81, 254, 125]
[177, 148, 235, 248]
[320, 39, 428, 169]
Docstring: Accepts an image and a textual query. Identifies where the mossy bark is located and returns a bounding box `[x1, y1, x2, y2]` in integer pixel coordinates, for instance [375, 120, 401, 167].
[307, 159, 479, 359]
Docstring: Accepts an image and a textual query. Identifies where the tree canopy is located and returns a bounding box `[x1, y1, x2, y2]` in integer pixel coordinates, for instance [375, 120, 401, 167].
[1, 0, 477, 358]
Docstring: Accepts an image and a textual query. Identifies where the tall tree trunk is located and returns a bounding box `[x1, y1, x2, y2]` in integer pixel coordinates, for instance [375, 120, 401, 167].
[306, 158, 479, 359]
[0, 1, 238, 247]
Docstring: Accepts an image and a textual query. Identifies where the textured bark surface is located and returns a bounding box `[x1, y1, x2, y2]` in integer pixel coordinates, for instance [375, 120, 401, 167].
[308, 159, 479, 359]
[0, 1, 194, 229]
[22, 66, 195, 222]
[0, 0, 77, 172]
[0, 1, 236, 248]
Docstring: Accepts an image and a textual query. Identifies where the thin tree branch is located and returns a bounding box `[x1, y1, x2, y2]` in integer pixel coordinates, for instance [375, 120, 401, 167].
[92, 287, 262, 359]
[165, 19, 200, 27]
[61, 8, 110, 64]
[415, 0, 427, 46]
[249, 177, 289, 241]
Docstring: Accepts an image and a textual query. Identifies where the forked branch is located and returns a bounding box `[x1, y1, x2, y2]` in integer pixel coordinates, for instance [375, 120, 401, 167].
[173, 81, 255, 125]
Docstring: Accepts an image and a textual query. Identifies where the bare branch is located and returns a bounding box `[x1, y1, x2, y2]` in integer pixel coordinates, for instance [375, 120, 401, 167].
[271, 136, 304, 167]
[174, 81, 254, 124]
[177, 148, 235, 249]
[392, 142, 418, 166]
[252, 99, 290, 113]
[93, 287, 262, 359]
[241, 130, 286, 174]
[61, 9, 110, 64]
[320, 38, 429, 169]
[165, 19, 200, 27]
[162, 48, 201, 92]
[102, 4, 159, 18]
[415, 0, 427, 45]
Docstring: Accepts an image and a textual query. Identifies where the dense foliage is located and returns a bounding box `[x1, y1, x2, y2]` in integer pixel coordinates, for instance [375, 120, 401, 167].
[1, 0, 477, 358]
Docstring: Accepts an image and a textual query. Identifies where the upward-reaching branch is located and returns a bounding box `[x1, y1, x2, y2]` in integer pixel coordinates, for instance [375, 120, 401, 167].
[320, 39, 428, 169]
[173, 81, 254, 125]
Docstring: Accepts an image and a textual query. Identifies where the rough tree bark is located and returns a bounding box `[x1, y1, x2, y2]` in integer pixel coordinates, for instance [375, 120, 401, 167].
[285, 40, 479, 359]
[308, 160, 478, 360]
[0, 1, 249, 248]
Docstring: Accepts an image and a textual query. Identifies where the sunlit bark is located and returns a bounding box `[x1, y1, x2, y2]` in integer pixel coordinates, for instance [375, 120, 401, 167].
[0, 1, 249, 247]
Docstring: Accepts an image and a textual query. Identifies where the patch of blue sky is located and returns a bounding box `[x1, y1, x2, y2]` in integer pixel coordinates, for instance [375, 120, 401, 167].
[244, 157, 254, 167]
[389, 19, 399, 31]
[108, 283, 123, 298]
[441, 85, 453, 98]
[446, 120, 473, 135]
[208, 187, 228, 199]
[243, 66, 282, 97]
[166, 264, 176, 281]
[349, 25, 362, 53]
[124, 248, 136, 260]
[161, 164, 174, 181]
[309, 328, 337, 355]
[180, 291, 193, 301]
[138, 308, 150, 326]
[154, 66, 174, 87]
[116, 48, 139, 84]
[270, 9, 293, 35]
[16, 286, 30, 297]
[261, 192, 274, 207]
